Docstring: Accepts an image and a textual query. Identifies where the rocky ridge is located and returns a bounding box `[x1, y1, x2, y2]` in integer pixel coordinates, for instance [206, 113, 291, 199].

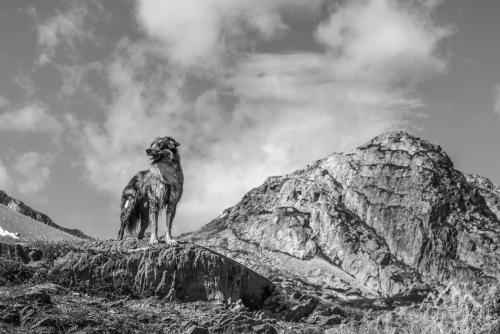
[47, 239, 273, 307]
[186, 131, 500, 300]
[1, 240, 329, 333]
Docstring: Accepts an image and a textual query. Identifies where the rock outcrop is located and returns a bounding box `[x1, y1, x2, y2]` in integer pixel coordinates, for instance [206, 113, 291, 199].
[0, 190, 89, 239]
[187, 131, 500, 298]
[466, 173, 500, 220]
[48, 239, 273, 308]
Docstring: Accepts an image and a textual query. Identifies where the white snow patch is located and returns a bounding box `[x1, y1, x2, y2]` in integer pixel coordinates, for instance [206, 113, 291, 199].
[0, 226, 19, 239]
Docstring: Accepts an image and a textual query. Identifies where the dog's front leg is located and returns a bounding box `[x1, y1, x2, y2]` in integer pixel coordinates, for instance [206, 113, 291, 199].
[165, 204, 178, 246]
[149, 207, 159, 245]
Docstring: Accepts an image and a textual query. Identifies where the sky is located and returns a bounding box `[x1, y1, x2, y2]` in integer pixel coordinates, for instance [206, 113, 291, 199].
[0, 0, 500, 239]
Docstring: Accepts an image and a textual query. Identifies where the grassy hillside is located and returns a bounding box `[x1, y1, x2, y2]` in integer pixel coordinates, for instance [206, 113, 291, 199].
[0, 204, 81, 244]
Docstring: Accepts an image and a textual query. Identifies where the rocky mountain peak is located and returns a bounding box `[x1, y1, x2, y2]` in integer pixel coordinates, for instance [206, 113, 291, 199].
[188, 131, 500, 300]
[350, 130, 453, 171]
[360, 130, 443, 153]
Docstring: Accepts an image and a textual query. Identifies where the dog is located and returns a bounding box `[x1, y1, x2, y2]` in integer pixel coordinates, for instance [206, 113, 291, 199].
[117, 136, 184, 245]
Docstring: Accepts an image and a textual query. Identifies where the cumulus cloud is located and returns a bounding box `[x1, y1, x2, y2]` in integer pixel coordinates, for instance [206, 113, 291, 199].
[0, 103, 62, 135]
[315, 0, 451, 84]
[12, 152, 54, 195]
[227, 0, 451, 155]
[79, 0, 452, 235]
[135, 0, 322, 68]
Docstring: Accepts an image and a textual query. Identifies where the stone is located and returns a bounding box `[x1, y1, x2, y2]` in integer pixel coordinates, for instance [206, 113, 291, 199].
[32, 317, 56, 328]
[254, 323, 278, 334]
[17, 285, 55, 305]
[186, 325, 209, 334]
[282, 298, 318, 322]
[322, 315, 343, 326]
[372, 299, 391, 308]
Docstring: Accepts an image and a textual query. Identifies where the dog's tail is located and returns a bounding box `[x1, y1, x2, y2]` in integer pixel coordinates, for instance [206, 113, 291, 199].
[118, 190, 140, 239]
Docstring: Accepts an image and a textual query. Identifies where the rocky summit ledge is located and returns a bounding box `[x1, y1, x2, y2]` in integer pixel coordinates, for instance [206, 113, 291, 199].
[47, 239, 274, 308]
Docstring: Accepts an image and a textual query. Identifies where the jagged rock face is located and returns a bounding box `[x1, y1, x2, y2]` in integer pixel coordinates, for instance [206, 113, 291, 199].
[191, 131, 500, 297]
[48, 240, 273, 308]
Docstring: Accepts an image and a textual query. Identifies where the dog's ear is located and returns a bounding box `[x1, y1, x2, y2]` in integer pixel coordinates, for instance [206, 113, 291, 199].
[167, 137, 180, 147]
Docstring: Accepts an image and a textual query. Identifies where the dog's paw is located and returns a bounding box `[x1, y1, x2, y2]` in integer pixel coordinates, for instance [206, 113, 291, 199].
[165, 239, 178, 246]
[149, 238, 160, 245]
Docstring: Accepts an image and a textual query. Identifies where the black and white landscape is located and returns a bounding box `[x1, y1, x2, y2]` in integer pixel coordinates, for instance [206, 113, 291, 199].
[1, 1, 500, 333]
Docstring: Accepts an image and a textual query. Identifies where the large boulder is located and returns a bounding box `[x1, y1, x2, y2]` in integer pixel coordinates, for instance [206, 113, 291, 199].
[48, 239, 274, 308]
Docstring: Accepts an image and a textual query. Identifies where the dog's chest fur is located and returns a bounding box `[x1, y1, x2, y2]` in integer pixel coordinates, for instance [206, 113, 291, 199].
[145, 162, 183, 209]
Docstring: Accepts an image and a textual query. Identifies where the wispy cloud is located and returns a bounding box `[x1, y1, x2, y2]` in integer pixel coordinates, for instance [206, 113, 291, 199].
[35, 1, 98, 65]
[0, 96, 9, 109]
[0, 159, 12, 191]
[494, 84, 500, 118]
[77, 0, 452, 234]
[12, 152, 54, 196]
[0, 103, 62, 135]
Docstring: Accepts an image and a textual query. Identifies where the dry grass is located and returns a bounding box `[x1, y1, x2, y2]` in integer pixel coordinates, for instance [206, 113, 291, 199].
[0, 259, 33, 285]
[331, 281, 500, 334]
[27, 239, 83, 262]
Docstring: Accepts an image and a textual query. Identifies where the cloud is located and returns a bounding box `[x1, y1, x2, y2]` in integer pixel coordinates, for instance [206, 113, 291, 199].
[78, 0, 451, 236]
[56, 62, 106, 107]
[226, 0, 451, 153]
[12, 152, 54, 195]
[35, 1, 98, 64]
[0, 159, 12, 191]
[135, 0, 322, 68]
[0, 96, 9, 109]
[315, 0, 451, 84]
[494, 84, 500, 117]
[0, 103, 62, 135]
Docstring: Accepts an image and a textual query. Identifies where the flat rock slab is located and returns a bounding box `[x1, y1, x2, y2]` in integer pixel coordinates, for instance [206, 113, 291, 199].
[49, 239, 274, 308]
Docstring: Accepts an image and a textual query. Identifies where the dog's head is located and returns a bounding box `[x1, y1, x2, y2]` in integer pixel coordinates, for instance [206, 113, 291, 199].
[146, 136, 180, 163]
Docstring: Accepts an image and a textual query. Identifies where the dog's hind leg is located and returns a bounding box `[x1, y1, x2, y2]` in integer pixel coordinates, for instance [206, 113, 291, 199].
[118, 196, 136, 240]
[138, 223, 147, 240]
[118, 217, 126, 240]
[137, 205, 149, 240]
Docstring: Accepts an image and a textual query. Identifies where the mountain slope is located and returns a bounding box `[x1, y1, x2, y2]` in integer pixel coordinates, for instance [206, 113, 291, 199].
[0, 190, 89, 240]
[185, 131, 500, 299]
[0, 204, 82, 244]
